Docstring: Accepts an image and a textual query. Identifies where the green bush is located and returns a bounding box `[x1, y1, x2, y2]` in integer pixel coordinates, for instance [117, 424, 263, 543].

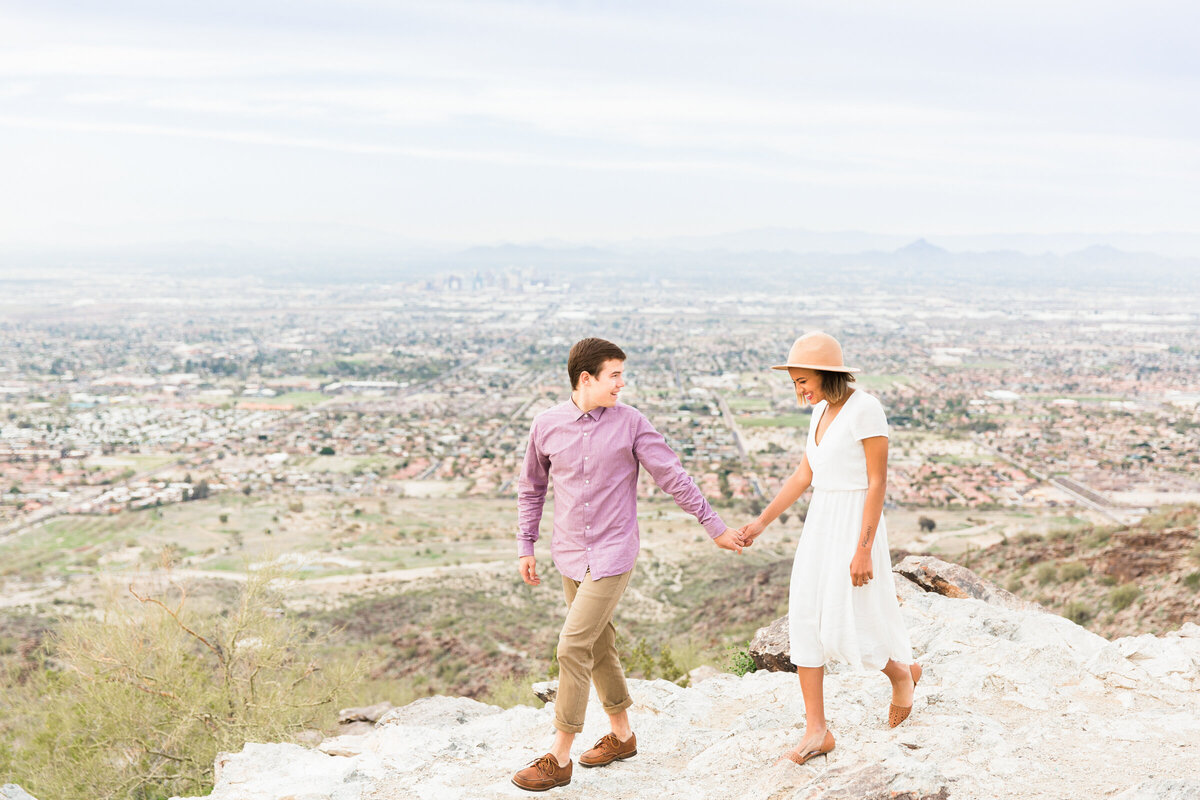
[1006, 578, 1024, 594]
[727, 645, 757, 677]
[1183, 572, 1200, 591]
[481, 672, 541, 709]
[1109, 583, 1141, 611]
[1035, 564, 1058, 586]
[1063, 601, 1093, 626]
[1060, 563, 1088, 582]
[617, 635, 689, 685]
[1047, 527, 1074, 543]
[0, 567, 357, 800]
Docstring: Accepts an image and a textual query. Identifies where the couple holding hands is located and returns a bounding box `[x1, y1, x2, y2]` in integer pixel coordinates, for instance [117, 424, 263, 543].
[513, 334, 919, 791]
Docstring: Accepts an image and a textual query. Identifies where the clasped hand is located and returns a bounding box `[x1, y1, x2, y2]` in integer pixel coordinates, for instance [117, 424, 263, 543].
[736, 519, 766, 548]
[713, 529, 746, 553]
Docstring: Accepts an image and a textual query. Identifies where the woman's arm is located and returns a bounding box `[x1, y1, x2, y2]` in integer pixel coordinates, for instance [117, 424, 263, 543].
[849, 435, 888, 586]
[741, 453, 813, 543]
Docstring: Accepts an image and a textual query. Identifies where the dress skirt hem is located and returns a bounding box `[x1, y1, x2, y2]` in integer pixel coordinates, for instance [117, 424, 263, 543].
[788, 487, 914, 671]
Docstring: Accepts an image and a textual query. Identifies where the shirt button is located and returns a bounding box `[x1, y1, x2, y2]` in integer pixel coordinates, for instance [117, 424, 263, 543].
[585, 502, 589, 506]
[587, 547, 591, 551]
[586, 526, 591, 530]
[583, 433, 588, 436]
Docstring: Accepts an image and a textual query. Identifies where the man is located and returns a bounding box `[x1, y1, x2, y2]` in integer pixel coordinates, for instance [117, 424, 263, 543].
[511, 337, 745, 792]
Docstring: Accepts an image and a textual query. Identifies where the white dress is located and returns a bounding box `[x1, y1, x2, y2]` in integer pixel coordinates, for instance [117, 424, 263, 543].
[788, 389, 914, 670]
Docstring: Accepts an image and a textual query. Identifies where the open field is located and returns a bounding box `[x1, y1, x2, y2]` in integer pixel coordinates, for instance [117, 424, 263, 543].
[271, 391, 330, 408]
[737, 414, 809, 428]
[0, 490, 1095, 610]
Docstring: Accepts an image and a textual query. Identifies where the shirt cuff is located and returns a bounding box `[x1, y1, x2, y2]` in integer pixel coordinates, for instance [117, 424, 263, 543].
[517, 539, 536, 558]
[703, 516, 727, 539]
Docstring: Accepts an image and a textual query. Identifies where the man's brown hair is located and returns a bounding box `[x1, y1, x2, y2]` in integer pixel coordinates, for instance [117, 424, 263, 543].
[568, 338, 626, 389]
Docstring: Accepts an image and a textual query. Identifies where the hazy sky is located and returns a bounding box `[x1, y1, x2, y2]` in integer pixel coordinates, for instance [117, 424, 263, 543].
[1, 1, 1197, 248]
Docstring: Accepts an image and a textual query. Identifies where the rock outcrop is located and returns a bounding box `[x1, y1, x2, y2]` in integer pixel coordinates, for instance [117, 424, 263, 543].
[747, 613, 793, 673]
[173, 564, 1200, 800]
[0, 786, 38, 800]
[893, 554, 1043, 612]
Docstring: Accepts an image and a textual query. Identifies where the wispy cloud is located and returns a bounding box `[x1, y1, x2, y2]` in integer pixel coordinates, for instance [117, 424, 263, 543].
[0, 1, 1197, 246]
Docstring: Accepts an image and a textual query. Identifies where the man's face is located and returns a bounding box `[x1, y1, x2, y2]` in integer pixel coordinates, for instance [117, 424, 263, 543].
[580, 359, 625, 407]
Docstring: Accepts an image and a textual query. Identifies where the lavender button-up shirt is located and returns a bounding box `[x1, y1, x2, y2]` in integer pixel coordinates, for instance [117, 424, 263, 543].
[517, 400, 726, 581]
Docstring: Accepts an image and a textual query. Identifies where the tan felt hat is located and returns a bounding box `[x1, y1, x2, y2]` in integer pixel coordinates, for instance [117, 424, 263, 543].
[771, 331, 859, 373]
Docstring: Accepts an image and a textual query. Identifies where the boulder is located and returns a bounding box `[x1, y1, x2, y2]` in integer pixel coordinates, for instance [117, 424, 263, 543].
[747, 613, 794, 673]
[686, 664, 721, 685]
[530, 679, 558, 703]
[893, 554, 1043, 612]
[337, 701, 394, 725]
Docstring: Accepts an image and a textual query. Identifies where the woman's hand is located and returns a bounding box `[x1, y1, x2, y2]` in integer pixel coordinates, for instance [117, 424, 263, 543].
[739, 519, 767, 547]
[849, 550, 874, 587]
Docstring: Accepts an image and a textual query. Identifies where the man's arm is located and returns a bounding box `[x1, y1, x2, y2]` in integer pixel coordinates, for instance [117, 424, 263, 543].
[632, 413, 740, 550]
[516, 422, 550, 584]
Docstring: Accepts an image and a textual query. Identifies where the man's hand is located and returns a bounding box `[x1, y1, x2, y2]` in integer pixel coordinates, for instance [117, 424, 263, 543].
[849, 550, 873, 588]
[739, 519, 766, 547]
[713, 529, 744, 554]
[519, 555, 540, 586]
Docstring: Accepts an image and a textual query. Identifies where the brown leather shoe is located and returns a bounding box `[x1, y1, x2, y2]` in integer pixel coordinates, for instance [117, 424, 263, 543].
[512, 753, 572, 791]
[579, 732, 637, 767]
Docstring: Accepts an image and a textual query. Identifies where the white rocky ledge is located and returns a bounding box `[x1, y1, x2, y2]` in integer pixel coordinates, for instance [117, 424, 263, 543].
[171, 576, 1200, 800]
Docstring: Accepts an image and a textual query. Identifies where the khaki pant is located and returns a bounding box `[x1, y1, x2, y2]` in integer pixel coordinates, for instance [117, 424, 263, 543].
[553, 567, 634, 734]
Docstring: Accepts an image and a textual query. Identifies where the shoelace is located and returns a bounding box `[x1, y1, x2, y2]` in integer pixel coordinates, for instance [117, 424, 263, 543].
[595, 734, 620, 751]
[534, 754, 561, 775]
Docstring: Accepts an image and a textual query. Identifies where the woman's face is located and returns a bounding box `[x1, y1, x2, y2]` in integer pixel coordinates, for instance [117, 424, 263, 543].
[788, 368, 823, 406]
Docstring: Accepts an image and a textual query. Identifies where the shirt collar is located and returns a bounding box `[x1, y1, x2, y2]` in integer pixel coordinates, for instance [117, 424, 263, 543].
[566, 400, 607, 421]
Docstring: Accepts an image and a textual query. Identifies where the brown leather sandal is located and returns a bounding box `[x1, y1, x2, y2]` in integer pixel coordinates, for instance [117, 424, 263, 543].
[888, 663, 922, 728]
[780, 730, 835, 765]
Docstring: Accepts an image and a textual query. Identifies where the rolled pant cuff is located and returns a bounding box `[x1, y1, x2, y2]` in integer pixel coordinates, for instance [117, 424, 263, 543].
[552, 718, 585, 735]
[602, 696, 633, 715]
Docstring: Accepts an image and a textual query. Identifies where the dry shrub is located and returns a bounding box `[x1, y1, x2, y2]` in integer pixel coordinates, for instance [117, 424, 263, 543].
[0, 564, 358, 800]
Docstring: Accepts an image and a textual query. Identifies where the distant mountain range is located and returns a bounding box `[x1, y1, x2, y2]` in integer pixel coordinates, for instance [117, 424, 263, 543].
[415, 235, 1198, 291]
[1, 228, 1197, 290]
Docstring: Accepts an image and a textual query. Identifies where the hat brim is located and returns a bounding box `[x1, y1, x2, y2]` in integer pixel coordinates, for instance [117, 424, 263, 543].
[771, 363, 860, 373]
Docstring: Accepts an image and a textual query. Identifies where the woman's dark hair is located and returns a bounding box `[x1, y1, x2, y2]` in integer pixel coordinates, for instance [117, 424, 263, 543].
[816, 370, 856, 405]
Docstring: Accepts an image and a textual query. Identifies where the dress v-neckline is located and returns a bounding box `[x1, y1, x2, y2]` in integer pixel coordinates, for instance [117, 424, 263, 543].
[813, 390, 854, 447]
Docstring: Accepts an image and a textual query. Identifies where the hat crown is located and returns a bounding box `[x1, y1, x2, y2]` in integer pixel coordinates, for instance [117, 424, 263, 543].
[785, 332, 846, 370]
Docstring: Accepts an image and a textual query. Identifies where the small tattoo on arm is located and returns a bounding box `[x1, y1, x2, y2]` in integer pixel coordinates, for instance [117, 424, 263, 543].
[859, 526, 873, 548]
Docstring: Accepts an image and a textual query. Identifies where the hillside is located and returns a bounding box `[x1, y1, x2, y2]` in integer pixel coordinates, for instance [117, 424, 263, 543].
[961, 505, 1200, 638]
[161, 563, 1200, 800]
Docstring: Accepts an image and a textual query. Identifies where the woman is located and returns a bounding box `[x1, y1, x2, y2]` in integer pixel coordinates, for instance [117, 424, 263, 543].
[739, 331, 919, 765]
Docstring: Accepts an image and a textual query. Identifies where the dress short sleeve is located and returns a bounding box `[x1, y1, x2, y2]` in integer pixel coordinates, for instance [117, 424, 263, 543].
[850, 392, 889, 441]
